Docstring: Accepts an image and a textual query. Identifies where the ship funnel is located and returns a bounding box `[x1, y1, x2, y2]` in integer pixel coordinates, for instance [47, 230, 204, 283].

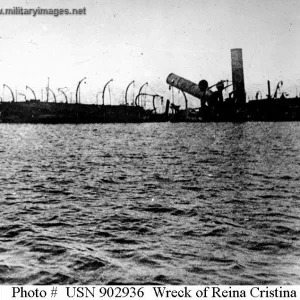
[166, 73, 203, 99]
[231, 48, 245, 103]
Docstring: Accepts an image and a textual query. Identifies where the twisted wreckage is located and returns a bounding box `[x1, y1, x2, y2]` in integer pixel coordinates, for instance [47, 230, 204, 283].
[0, 48, 299, 123]
[167, 48, 300, 122]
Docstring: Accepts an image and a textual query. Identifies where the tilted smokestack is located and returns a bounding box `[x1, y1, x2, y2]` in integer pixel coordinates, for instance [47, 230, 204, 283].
[166, 73, 203, 99]
[231, 49, 246, 103]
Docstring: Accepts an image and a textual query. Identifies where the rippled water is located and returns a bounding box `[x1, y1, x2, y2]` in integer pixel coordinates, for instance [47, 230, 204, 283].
[1, 122, 300, 285]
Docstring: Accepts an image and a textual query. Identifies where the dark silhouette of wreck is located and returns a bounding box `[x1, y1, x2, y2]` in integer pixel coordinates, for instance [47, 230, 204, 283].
[166, 48, 300, 122]
[1, 49, 299, 123]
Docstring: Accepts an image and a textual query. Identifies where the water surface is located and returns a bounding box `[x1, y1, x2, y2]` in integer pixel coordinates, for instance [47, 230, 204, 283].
[0, 122, 300, 284]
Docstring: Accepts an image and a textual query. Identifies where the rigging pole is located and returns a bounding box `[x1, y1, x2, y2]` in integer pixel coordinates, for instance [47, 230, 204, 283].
[125, 80, 134, 105]
[76, 77, 86, 104]
[102, 79, 113, 106]
[47, 88, 57, 103]
[46, 77, 49, 102]
[58, 88, 68, 103]
[3, 84, 15, 102]
[135, 82, 148, 106]
[26, 86, 37, 100]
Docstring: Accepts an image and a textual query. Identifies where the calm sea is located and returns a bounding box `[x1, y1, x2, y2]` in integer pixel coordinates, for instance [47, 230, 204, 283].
[0, 122, 300, 285]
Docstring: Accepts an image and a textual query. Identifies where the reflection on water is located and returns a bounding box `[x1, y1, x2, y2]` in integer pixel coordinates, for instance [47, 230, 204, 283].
[0, 122, 300, 284]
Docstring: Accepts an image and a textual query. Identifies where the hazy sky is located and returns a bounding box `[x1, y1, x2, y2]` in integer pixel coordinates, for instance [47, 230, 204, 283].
[0, 0, 299, 106]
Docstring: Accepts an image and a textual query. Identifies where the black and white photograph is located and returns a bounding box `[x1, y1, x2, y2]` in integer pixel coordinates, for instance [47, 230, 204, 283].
[0, 0, 300, 289]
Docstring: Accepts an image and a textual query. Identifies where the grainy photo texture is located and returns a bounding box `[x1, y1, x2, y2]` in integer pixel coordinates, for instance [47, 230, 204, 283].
[0, 0, 300, 285]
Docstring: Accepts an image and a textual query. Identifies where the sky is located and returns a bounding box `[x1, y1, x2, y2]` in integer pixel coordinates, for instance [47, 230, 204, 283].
[0, 0, 300, 108]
